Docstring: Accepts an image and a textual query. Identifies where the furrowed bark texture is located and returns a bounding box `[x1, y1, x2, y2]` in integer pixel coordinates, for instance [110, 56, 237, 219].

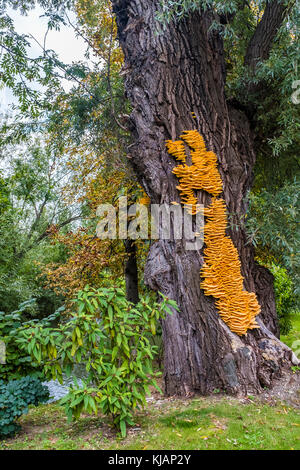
[112, 0, 296, 396]
[124, 238, 139, 304]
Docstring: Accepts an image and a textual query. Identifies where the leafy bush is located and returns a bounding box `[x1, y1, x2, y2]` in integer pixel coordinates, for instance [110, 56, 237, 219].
[246, 180, 299, 303]
[16, 286, 177, 437]
[0, 300, 64, 381]
[246, 182, 299, 334]
[0, 376, 49, 438]
[270, 264, 298, 335]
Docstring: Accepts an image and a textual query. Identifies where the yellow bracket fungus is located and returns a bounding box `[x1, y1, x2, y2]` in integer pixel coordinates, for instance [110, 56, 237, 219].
[166, 130, 260, 336]
[139, 191, 151, 206]
[166, 130, 223, 215]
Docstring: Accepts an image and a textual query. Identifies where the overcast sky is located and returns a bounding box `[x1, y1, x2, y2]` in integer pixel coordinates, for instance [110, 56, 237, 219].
[0, 5, 87, 110]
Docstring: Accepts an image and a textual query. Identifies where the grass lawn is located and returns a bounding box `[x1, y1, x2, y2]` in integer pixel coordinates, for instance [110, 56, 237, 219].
[1, 313, 299, 451]
[0, 395, 299, 450]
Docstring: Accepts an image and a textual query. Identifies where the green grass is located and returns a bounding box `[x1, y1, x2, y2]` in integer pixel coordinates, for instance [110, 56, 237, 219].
[122, 398, 300, 450]
[1, 313, 299, 451]
[0, 396, 299, 450]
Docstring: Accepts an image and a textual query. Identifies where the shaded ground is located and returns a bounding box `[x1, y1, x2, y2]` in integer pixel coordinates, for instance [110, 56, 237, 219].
[259, 370, 300, 408]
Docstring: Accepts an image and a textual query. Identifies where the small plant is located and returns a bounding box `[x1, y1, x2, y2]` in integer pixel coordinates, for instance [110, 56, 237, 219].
[16, 286, 178, 437]
[0, 376, 49, 438]
[247, 395, 255, 401]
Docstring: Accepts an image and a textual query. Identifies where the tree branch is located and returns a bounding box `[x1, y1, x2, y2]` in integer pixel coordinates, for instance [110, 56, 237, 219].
[15, 214, 83, 260]
[244, 0, 294, 70]
[25, 193, 49, 243]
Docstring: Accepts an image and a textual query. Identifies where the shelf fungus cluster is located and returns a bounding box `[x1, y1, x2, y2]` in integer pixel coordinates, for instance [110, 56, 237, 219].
[200, 198, 260, 336]
[166, 130, 260, 336]
[166, 130, 223, 215]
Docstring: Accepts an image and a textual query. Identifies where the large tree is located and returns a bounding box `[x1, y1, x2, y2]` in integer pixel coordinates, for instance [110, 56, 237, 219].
[111, 0, 299, 396]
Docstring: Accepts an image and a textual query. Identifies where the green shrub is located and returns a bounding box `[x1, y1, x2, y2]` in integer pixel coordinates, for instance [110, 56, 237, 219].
[270, 264, 298, 334]
[16, 286, 177, 437]
[246, 181, 299, 298]
[0, 376, 49, 438]
[0, 301, 64, 381]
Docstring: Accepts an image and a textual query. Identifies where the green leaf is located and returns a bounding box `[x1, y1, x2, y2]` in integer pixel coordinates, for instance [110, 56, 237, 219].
[120, 419, 126, 438]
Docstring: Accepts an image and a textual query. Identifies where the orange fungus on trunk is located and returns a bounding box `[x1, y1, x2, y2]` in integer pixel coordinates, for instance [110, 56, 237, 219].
[166, 130, 260, 336]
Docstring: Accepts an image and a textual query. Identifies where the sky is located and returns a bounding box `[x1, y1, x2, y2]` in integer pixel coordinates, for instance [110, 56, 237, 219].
[0, 5, 88, 110]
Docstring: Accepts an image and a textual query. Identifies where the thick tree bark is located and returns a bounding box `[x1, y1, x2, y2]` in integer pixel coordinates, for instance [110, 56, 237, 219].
[124, 238, 139, 304]
[112, 0, 297, 396]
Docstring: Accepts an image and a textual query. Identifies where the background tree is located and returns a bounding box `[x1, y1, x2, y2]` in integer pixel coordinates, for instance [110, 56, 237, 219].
[41, 0, 144, 303]
[0, 0, 144, 306]
[0, 134, 80, 313]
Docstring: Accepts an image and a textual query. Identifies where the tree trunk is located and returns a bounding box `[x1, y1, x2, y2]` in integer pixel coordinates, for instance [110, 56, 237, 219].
[112, 0, 297, 396]
[124, 238, 139, 304]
